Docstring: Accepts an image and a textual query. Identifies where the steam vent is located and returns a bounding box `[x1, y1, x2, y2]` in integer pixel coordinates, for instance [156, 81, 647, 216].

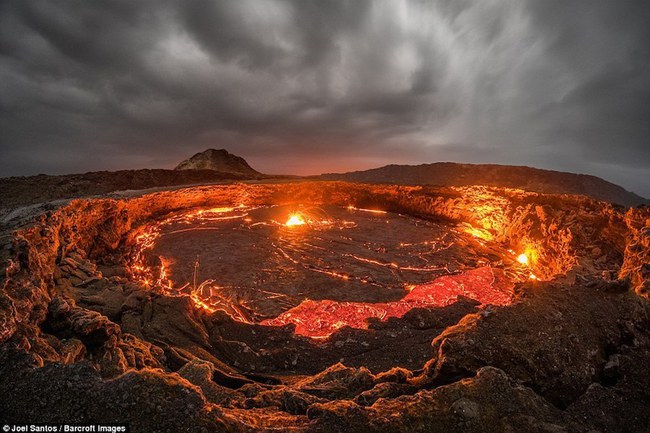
[1, 177, 649, 432]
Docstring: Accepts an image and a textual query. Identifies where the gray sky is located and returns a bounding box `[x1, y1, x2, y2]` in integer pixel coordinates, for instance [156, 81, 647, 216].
[1, 0, 649, 196]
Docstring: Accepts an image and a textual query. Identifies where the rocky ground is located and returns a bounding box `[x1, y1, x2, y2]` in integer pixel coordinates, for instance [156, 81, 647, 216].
[0, 181, 648, 432]
[0, 168, 267, 212]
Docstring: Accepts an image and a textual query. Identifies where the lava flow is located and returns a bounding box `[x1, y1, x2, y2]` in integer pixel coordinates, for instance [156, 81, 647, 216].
[129, 203, 529, 338]
[262, 266, 513, 338]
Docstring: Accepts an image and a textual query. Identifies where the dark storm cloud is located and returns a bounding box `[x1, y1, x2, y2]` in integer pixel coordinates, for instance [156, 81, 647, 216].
[0, 0, 648, 196]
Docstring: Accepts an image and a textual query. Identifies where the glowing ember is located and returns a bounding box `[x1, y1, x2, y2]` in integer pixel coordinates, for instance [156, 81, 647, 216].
[285, 213, 306, 227]
[517, 253, 529, 265]
[262, 267, 513, 338]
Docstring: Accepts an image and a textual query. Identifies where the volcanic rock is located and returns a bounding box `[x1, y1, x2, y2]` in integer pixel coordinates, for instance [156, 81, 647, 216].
[177, 359, 244, 405]
[0, 169, 262, 212]
[354, 382, 418, 406]
[45, 296, 120, 347]
[423, 281, 649, 408]
[321, 162, 648, 206]
[245, 388, 327, 415]
[297, 363, 375, 400]
[175, 148, 261, 176]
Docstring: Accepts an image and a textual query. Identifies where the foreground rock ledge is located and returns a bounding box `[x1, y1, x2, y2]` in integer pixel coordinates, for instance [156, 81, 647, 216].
[0, 181, 649, 433]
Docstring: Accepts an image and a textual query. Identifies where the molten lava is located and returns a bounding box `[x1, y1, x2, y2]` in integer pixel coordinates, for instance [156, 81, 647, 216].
[262, 267, 513, 338]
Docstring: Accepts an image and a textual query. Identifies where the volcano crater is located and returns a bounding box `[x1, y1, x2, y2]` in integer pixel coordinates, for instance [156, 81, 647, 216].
[2, 181, 649, 431]
[134, 203, 519, 331]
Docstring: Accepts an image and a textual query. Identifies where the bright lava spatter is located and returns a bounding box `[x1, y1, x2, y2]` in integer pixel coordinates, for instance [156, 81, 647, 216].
[285, 213, 306, 227]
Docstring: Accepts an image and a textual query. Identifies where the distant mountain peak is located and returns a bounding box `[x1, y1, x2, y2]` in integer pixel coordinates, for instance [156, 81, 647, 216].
[175, 148, 260, 175]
